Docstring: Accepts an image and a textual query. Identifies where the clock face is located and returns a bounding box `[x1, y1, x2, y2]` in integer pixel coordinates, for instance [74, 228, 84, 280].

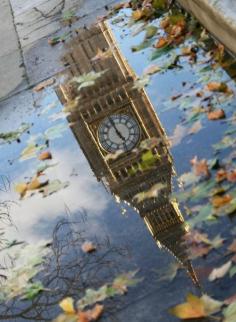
[98, 114, 140, 153]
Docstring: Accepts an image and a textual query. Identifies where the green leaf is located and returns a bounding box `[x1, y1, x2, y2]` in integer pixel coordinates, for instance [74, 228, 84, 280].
[0, 123, 31, 144]
[223, 302, 236, 322]
[188, 204, 215, 228]
[145, 25, 158, 39]
[229, 266, 236, 278]
[40, 179, 69, 197]
[71, 70, 108, 90]
[23, 281, 44, 300]
[150, 45, 173, 61]
[45, 123, 68, 140]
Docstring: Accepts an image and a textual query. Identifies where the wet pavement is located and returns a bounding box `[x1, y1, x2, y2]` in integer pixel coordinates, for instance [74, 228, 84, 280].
[1, 2, 236, 322]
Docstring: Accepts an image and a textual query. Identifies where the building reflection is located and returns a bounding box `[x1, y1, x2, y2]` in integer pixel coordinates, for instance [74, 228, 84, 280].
[57, 22, 199, 286]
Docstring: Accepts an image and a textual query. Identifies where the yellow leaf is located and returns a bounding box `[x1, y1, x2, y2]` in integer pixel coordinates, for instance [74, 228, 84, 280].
[15, 183, 27, 198]
[59, 297, 76, 314]
[169, 293, 206, 319]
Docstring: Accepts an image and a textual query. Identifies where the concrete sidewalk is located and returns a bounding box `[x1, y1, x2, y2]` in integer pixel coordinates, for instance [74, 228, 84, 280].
[178, 0, 236, 55]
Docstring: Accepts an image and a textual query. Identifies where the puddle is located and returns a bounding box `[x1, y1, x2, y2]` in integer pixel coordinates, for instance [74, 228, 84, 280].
[1, 3, 236, 322]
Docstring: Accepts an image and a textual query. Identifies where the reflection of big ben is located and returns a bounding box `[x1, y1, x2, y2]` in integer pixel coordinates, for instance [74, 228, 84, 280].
[57, 22, 199, 286]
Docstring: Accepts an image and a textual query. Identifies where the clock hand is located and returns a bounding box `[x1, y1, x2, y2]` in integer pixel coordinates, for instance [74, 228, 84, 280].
[108, 117, 126, 142]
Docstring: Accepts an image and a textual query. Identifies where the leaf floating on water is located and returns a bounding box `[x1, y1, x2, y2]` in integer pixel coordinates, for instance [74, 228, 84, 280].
[33, 78, 55, 92]
[132, 75, 150, 90]
[155, 37, 169, 48]
[105, 150, 124, 162]
[169, 293, 222, 319]
[208, 109, 226, 120]
[45, 123, 68, 140]
[77, 270, 142, 310]
[208, 261, 232, 282]
[81, 241, 96, 253]
[38, 151, 52, 161]
[20, 143, 46, 161]
[0, 123, 31, 144]
[133, 183, 166, 203]
[145, 25, 158, 39]
[205, 81, 229, 93]
[91, 48, 113, 62]
[143, 64, 161, 75]
[223, 302, 236, 322]
[40, 179, 69, 197]
[59, 297, 76, 314]
[71, 70, 108, 91]
[190, 156, 210, 178]
[78, 304, 104, 322]
[211, 194, 232, 208]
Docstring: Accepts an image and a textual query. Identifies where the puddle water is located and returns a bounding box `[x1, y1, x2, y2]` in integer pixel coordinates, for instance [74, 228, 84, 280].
[1, 4, 236, 322]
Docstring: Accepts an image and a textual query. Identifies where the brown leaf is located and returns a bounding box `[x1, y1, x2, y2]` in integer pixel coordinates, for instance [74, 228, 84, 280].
[190, 156, 210, 177]
[206, 82, 228, 92]
[155, 37, 169, 48]
[216, 169, 227, 182]
[81, 241, 96, 253]
[228, 240, 236, 254]
[160, 17, 170, 29]
[78, 304, 104, 322]
[38, 151, 52, 161]
[33, 78, 55, 92]
[211, 194, 232, 208]
[207, 109, 225, 120]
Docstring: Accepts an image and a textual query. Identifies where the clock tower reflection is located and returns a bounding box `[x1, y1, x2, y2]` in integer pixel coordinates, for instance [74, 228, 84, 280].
[57, 21, 200, 287]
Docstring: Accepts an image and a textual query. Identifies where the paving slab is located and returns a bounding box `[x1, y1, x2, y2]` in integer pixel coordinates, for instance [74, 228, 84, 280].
[0, 50, 27, 99]
[178, 0, 236, 55]
[0, 0, 19, 57]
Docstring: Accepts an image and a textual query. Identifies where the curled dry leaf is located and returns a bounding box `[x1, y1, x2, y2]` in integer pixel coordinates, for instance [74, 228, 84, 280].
[190, 156, 210, 177]
[78, 304, 104, 322]
[205, 82, 229, 93]
[33, 78, 55, 92]
[208, 261, 232, 282]
[38, 151, 52, 161]
[208, 109, 225, 120]
[211, 194, 232, 208]
[155, 37, 169, 48]
[81, 241, 96, 253]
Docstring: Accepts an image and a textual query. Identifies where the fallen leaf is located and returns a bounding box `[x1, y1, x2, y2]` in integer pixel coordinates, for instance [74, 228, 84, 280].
[169, 293, 222, 320]
[155, 37, 169, 48]
[40, 179, 69, 197]
[229, 239, 236, 252]
[208, 261, 232, 282]
[189, 244, 211, 259]
[229, 266, 236, 278]
[145, 25, 158, 39]
[143, 64, 161, 75]
[33, 78, 55, 92]
[227, 170, 236, 183]
[216, 169, 227, 182]
[212, 194, 232, 208]
[45, 124, 68, 140]
[91, 48, 113, 62]
[190, 156, 210, 177]
[71, 70, 108, 91]
[156, 262, 182, 282]
[224, 294, 236, 305]
[59, 297, 76, 314]
[78, 304, 104, 322]
[206, 82, 229, 92]
[112, 270, 143, 295]
[15, 183, 28, 198]
[0, 123, 31, 144]
[223, 302, 236, 322]
[81, 241, 96, 253]
[208, 109, 225, 120]
[105, 150, 124, 162]
[38, 151, 52, 161]
[132, 75, 150, 90]
[133, 183, 166, 203]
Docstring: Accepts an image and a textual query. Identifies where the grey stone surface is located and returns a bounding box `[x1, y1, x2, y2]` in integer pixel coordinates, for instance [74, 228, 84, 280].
[178, 0, 236, 55]
[0, 0, 19, 57]
[0, 50, 27, 99]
